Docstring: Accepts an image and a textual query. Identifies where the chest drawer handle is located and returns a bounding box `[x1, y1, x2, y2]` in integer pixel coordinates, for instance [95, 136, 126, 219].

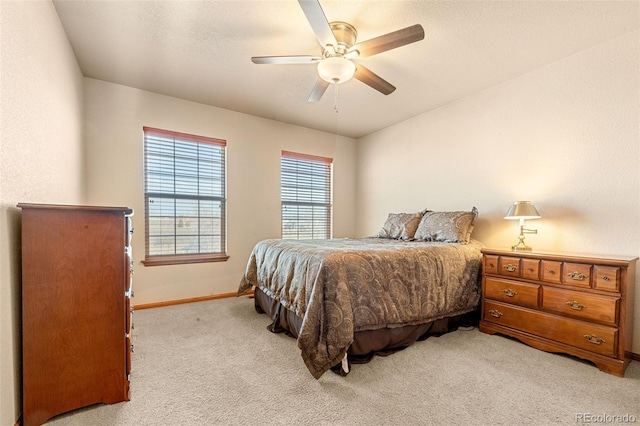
[602, 276, 610, 281]
[584, 334, 605, 345]
[566, 301, 585, 311]
[503, 264, 518, 272]
[488, 309, 503, 318]
[548, 270, 555, 275]
[502, 289, 517, 297]
[568, 271, 586, 281]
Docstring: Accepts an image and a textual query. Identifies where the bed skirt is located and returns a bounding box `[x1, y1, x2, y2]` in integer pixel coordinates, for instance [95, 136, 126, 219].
[253, 287, 479, 375]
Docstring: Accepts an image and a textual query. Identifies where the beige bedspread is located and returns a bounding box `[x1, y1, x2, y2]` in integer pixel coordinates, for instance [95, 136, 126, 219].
[238, 238, 483, 378]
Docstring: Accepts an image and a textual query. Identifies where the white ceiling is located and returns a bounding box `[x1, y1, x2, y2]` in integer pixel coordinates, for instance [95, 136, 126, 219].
[52, 0, 639, 139]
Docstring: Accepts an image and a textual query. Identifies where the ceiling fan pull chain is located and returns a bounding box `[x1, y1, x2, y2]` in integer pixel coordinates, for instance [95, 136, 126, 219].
[334, 83, 339, 114]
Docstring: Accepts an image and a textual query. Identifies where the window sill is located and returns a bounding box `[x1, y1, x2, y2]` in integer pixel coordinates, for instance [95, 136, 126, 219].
[141, 253, 229, 266]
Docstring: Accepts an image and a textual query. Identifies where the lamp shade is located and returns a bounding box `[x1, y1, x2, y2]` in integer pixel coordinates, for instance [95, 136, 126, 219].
[504, 201, 541, 219]
[317, 57, 356, 84]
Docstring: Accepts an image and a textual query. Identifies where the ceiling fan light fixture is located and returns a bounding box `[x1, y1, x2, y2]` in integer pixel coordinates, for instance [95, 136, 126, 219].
[317, 56, 356, 84]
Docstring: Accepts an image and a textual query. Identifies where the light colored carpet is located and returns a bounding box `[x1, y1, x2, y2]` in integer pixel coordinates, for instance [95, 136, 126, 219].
[48, 296, 640, 425]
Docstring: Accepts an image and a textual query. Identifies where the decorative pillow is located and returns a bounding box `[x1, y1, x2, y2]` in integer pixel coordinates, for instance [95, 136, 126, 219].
[414, 207, 478, 243]
[376, 211, 425, 240]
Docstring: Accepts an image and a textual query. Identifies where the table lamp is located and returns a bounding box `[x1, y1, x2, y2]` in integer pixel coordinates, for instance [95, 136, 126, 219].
[504, 201, 541, 251]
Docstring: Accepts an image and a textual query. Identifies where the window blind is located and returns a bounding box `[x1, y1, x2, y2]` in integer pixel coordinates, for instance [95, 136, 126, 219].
[281, 151, 332, 239]
[143, 127, 226, 259]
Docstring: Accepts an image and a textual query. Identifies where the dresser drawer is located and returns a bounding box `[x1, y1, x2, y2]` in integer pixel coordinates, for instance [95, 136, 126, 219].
[484, 255, 499, 275]
[542, 287, 618, 326]
[484, 277, 539, 309]
[594, 265, 620, 292]
[541, 260, 562, 284]
[521, 258, 540, 280]
[483, 300, 617, 357]
[563, 263, 592, 288]
[498, 256, 521, 278]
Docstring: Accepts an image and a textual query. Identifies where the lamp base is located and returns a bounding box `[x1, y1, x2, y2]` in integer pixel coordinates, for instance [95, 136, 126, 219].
[511, 226, 536, 252]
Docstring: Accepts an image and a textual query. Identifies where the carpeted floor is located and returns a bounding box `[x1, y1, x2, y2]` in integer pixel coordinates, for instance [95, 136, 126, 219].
[48, 296, 640, 425]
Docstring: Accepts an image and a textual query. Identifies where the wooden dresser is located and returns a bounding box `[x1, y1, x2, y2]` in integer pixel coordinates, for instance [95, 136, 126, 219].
[479, 248, 636, 377]
[19, 204, 134, 426]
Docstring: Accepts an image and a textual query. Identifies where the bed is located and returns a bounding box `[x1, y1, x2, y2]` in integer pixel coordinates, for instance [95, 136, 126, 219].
[237, 208, 483, 378]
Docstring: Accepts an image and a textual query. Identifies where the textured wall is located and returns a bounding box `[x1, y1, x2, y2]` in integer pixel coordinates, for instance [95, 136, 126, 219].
[356, 31, 640, 351]
[0, 1, 85, 424]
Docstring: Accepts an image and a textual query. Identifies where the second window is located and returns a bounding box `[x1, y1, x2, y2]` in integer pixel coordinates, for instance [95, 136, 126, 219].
[280, 151, 333, 239]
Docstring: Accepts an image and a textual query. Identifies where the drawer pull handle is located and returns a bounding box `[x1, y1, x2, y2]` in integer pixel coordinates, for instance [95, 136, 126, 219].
[527, 267, 534, 272]
[602, 276, 610, 281]
[489, 263, 495, 268]
[566, 301, 585, 311]
[503, 288, 517, 297]
[568, 271, 586, 281]
[489, 309, 503, 318]
[503, 264, 518, 272]
[584, 334, 605, 345]
[548, 270, 555, 275]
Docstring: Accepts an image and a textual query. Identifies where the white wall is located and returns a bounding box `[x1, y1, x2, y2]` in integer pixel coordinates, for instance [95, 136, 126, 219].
[83, 79, 357, 306]
[356, 31, 640, 352]
[0, 1, 85, 424]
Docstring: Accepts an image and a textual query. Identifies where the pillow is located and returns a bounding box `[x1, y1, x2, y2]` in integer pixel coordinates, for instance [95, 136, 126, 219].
[414, 207, 478, 243]
[376, 211, 425, 240]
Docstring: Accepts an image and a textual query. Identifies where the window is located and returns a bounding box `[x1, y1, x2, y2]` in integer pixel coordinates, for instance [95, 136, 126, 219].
[281, 151, 332, 239]
[142, 127, 228, 266]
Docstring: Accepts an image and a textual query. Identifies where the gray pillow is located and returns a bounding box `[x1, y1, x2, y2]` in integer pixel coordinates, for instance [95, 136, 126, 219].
[414, 207, 478, 243]
[376, 211, 425, 240]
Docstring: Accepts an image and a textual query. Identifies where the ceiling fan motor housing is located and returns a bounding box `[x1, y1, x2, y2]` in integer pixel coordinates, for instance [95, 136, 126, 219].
[326, 21, 357, 56]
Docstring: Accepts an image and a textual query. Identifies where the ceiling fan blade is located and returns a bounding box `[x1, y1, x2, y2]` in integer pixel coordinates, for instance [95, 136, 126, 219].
[308, 78, 330, 102]
[354, 65, 396, 95]
[347, 24, 425, 58]
[251, 55, 321, 65]
[298, 0, 337, 49]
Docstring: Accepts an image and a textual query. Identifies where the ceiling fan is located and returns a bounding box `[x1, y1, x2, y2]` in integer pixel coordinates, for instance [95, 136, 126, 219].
[251, 0, 425, 102]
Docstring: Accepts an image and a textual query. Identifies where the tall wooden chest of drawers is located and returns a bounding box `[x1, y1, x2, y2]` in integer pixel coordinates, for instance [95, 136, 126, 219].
[479, 248, 637, 376]
[19, 204, 134, 426]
